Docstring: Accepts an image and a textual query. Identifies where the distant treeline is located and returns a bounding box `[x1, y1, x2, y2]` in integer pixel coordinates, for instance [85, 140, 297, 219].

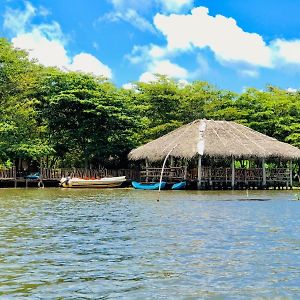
[1, 38, 299, 169]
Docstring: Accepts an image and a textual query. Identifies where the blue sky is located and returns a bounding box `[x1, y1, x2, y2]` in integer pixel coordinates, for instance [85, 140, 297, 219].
[1, 0, 300, 92]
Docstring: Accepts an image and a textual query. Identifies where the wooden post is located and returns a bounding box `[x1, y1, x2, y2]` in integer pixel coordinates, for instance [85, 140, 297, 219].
[170, 156, 174, 167]
[231, 156, 235, 190]
[183, 159, 188, 180]
[13, 166, 17, 188]
[262, 158, 266, 188]
[40, 158, 43, 181]
[170, 156, 174, 180]
[289, 160, 293, 188]
[197, 155, 202, 190]
[145, 158, 149, 183]
[209, 167, 212, 188]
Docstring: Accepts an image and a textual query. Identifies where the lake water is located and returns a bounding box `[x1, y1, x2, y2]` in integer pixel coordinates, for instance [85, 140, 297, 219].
[0, 188, 300, 299]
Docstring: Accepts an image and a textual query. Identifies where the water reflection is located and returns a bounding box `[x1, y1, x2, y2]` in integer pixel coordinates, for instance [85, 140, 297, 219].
[0, 188, 300, 298]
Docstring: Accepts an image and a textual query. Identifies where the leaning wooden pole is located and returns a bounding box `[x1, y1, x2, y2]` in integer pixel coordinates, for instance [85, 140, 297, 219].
[157, 145, 177, 202]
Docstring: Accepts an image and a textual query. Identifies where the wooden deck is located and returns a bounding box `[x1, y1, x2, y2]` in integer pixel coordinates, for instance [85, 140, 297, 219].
[140, 167, 293, 189]
[0, 167, 140, 188]
[0, 166, 295, 189]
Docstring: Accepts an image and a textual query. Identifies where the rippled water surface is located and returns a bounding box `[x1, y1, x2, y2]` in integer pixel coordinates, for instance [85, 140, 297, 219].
[1, 188, 300, 299]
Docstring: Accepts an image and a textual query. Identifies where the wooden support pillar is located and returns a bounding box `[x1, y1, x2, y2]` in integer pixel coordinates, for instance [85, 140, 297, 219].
[145, 158, 149, 183]
[289, 160, 293, 188]
[13, 166, 17, 188]
[197, 155, 202, 190]
[183, 159, 188, 180]
[231, 156, 235, 190]
[170, 156, 174, 167]
[40, 158, 43, 180]
[170, 156, 174, 179]
[262, 158, 266, 188]
[209, 167, 212, 188]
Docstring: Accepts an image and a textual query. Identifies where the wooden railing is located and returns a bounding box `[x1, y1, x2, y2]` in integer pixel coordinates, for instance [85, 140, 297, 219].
[0, 166, 291, 185]
[40, 168, 140, 181]
[144, 167, 290, 184]
[0, 167, 16, 179]
[140, 167, 186, 182]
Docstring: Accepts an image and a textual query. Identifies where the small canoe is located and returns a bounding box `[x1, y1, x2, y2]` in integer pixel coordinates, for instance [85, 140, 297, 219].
[171, 181, 186, 190]
[24, 173, 40, 180]
[132, 181, 167, 190]
[60, 176, 126, 188]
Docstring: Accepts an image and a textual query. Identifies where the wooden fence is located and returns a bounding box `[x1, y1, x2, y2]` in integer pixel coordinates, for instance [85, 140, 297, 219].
[0, 167, 16, 179]
[141, 167, 290, 185]
[40, 168, 140, 181]
[0, 166, 292, 188]
[140, 167, 186, 182]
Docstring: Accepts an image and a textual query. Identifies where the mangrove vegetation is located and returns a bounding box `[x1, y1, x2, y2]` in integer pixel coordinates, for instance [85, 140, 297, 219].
[1, 38, 300, 169]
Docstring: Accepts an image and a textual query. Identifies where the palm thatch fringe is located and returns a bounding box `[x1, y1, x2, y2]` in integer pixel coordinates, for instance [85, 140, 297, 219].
[128, 119, 300, 162]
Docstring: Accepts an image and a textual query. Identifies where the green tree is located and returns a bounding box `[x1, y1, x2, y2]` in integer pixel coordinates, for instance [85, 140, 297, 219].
[0, 38, 52, 166]
[38, 71, 138, 168]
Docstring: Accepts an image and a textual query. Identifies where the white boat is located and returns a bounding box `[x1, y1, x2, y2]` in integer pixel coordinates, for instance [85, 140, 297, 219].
[60, 176, 126, 188]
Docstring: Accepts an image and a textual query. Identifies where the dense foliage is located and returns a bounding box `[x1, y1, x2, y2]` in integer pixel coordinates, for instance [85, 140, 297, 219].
[0, 38, 299, 169]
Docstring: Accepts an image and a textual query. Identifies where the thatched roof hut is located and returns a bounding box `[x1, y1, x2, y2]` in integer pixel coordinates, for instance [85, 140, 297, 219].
[129, 119, 300, 162]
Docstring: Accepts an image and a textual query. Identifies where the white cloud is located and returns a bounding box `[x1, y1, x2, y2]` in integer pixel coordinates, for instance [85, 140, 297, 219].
[103, 9, 155, 33]
[287, 87, 297, 93]
[154, 7, 273, 67]
[126, 45, 149, 64]
[157, 0, 194, 13]
[139, 72, 158, 83]
[122, 82, 137, 89]
[273, 39, 300, 64]
[126, 44, 168, 64]
[38, 6, 50, 17]
[12, 29, 69, 68]
[195, 53, 210, 74]
[110, 0, 193, 13]
[3, 1, 35, 35]
[151, 59, 188, 77]
[148, 44, 168, 59]
[104, 0, 194, 33]
[5, 2, 112, 78]
[139, 59, 188, 82]
[239, 69, 259, 78]
[103, 0, 155, 32]
[110, 0, 152, 12]
[69, 53, 112, 78]
[33, 22, 65, 42]
[93, 42, 99, 49]
[177, 78, 189, 87]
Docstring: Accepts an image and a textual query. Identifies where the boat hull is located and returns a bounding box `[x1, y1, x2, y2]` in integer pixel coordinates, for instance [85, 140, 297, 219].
[60, 176, 126, 188]
[132, 181, 167, 190]
[171, 181, 186, 190]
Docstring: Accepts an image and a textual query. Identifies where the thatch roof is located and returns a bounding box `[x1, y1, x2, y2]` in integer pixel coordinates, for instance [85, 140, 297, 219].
[129, 119, 300, 161]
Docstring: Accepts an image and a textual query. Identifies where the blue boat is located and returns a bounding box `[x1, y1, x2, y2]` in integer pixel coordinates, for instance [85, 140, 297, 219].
[24, 172, 40, 180]
[171, 181, 186, 190]
[132, 181, 167, 190]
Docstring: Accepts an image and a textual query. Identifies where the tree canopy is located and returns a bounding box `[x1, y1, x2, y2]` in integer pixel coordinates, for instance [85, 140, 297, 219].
[0, 38, 299, 169]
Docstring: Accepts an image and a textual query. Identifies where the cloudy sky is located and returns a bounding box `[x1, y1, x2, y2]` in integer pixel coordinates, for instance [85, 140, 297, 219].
[1, 0, 300, 91]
